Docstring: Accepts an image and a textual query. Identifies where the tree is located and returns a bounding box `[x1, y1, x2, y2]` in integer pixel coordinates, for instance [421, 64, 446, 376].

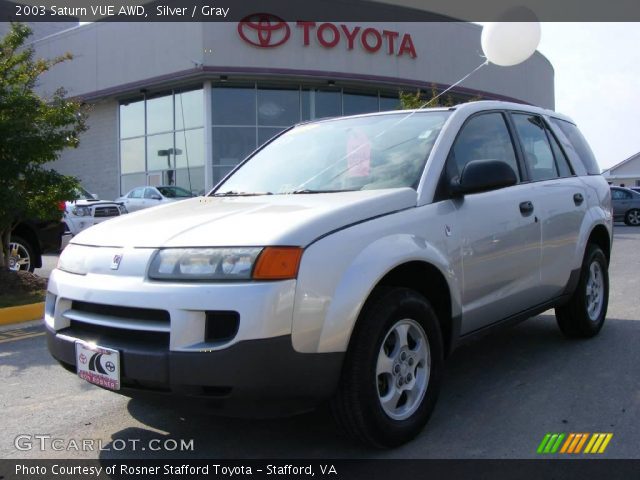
[0, 23, 87, 271]
[399, 84, 480, 110]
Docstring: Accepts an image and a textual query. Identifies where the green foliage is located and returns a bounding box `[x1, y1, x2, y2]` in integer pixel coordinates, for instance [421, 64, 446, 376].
[0, 23, 87, 270]
[399, 84, 481, 110]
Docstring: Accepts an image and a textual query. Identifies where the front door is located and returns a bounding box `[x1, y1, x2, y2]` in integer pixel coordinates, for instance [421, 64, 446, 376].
[444, 112, 542, 334]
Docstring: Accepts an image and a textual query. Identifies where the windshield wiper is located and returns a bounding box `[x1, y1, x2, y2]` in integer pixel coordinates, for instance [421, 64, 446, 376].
[212, 191, 273, 197]
[290, 188, 356, 194]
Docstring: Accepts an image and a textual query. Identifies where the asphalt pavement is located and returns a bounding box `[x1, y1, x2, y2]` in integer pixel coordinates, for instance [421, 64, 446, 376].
[1, 226, 638, 459]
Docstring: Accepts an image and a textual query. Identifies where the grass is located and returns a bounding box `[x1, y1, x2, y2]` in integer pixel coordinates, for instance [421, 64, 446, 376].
[0, 290, 46, 309]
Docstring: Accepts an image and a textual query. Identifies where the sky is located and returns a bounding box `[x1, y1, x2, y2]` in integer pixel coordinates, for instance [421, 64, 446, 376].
[535, 23, 640, 170]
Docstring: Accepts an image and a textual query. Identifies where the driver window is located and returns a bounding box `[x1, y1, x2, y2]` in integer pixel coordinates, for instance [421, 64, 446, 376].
[448, 113, 520, 183]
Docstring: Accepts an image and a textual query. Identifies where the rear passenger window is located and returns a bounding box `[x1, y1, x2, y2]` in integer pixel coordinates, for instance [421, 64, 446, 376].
[550, 118, 600, 175]
[448, 112, 520, 182]
[546, 126, 573, 177]
[612, 189, 631, 200]
[512, 114, 558, 181]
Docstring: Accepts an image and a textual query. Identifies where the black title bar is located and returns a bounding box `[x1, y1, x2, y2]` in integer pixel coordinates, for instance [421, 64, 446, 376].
[2, 0, 640, 22]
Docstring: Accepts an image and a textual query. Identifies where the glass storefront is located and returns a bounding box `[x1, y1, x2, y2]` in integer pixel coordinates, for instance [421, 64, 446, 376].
[119, 87, 205, 195]
[119, 81, 405, 194]
[210, 82, 402, 186]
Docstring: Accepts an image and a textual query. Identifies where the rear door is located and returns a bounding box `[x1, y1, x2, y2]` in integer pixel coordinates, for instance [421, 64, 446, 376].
[611, 187, 631, 221]
[510, 113, 586, 299]
[445, 111, 543, 334]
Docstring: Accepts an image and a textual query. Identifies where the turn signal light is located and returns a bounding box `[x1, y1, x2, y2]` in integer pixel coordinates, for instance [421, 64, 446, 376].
[253, 247, 303, 280]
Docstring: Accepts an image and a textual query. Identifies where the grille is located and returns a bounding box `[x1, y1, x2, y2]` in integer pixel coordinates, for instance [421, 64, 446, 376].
[62, 301, 170, 336]
[61, 320, 170, 347]
[94, 206, 120, 217]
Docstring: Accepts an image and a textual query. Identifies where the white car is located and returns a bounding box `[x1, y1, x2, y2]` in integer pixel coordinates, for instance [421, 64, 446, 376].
[46, 101, 611, 448]
[63, 188, 127, 236]
[116, 186, 194, 212]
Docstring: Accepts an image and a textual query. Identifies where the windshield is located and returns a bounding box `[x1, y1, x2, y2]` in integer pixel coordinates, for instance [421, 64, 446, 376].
[157, 186, 193, 198]
[213, 111, 450, 195]
[74, 187, 95, 200]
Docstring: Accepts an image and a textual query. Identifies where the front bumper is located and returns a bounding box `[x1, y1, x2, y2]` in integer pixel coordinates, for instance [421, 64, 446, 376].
[47, 327, 343, 416]
[46, 264, 343, 415]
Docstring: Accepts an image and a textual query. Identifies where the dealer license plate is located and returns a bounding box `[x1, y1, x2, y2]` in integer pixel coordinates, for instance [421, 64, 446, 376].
[75, 341, 120, 391]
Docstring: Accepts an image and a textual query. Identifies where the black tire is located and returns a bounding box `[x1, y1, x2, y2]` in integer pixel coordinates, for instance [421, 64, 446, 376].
[330, 287, 444, 448]
[624, 209, 640, 226]
[8, 235, 35, 273]
[555, 244, 608, 338]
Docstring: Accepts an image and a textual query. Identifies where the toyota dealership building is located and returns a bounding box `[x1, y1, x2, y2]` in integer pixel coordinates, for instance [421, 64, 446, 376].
[26, 17, 555, 200]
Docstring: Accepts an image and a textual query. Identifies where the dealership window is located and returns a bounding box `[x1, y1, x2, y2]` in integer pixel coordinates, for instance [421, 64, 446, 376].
[210, 83, 406, 186]
[343, 91, 379, 116]
[119, 87, 205, 195]
[301, 89, 341, 121]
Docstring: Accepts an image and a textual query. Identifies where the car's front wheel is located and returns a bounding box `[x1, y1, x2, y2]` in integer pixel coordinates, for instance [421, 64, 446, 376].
[8, 236, 35, 273]
[331, 287, 443, 448]
[555, 244, 608, 338]
[624, 209, 640, 226]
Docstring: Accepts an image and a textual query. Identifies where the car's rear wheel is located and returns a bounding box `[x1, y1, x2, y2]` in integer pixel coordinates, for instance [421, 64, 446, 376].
[331, 287, 443, 448]
[624, 209, 640, 226]
[8, 236, 35, 273]
[555, 244, 608, 338]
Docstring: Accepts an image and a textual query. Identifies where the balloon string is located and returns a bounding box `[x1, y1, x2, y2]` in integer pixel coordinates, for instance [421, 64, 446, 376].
[419, 60, 489, 110]
[292, 59, 489, 192]
[367, 59, 490, 138]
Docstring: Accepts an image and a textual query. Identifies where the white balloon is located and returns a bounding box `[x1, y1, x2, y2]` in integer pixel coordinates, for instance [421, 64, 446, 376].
[481, 22, 541, 67]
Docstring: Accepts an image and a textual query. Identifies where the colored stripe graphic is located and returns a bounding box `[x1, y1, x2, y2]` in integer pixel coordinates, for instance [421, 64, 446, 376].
[537, 433, 566, 454]
[585, 433, 614, 454]
[574, 433, 589, 453]
[537, 434, 552, 454]
[560, 433, 575, 453]
[540, 433, 613, 454]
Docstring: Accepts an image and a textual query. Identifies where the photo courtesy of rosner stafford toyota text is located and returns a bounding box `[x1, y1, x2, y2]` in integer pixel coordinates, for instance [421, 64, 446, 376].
[0, 0, 639, 478]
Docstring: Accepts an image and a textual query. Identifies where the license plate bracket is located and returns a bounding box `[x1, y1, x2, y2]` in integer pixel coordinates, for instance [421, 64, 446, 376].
[75, 341, 120, 391]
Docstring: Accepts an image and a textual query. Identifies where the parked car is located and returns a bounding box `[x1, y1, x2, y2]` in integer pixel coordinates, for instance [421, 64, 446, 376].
[116, 186, 194, 212]
[10, 218, 64, 272]
[610, 186, 640, 225]
[46, 101, 612, 448]
[63, 187, 127, 236]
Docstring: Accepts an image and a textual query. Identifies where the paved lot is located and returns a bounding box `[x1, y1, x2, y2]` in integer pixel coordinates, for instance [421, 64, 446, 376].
[2, 226, 638, 459]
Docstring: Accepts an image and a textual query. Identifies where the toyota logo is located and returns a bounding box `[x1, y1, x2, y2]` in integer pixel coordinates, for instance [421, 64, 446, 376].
[238, 13, 290, 48]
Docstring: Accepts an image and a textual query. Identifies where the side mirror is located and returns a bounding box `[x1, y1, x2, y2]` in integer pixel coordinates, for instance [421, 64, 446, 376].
[450, 160, 517, 196]
[150, 194, 162, 200]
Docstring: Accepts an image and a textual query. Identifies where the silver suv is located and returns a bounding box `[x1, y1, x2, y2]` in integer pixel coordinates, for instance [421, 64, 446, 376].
[46, 101, 612, 448]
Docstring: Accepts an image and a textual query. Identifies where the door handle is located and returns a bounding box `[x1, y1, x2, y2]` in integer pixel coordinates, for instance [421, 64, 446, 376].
[574, 193, 584, 206]
[519, 201, 534, 216]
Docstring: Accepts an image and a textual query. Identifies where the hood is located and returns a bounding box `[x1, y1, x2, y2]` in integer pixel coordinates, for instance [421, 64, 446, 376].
[67, 199, 121, 207]
[71, 189, 417, 248]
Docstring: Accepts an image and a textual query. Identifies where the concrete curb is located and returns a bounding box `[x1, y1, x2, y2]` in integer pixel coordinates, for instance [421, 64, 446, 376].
[0, 302, 45, 326]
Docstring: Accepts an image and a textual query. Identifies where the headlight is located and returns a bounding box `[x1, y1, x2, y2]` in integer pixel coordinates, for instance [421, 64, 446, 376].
[148, 248, 263, 281]
[72, 206, 91, 217]
[57, 244, 90, 275]
[148, 247, 303, 281]
[118, 205, 128, 214]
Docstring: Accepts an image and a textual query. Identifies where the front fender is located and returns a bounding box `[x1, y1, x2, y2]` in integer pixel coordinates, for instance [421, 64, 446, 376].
[292, 217, 460, 354]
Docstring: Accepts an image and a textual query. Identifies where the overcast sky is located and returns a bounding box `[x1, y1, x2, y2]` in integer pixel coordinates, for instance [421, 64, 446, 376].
[535, 22, 640, 170]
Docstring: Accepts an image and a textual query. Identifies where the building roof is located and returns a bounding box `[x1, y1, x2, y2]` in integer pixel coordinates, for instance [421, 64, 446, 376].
[602, 152, 640, 176]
